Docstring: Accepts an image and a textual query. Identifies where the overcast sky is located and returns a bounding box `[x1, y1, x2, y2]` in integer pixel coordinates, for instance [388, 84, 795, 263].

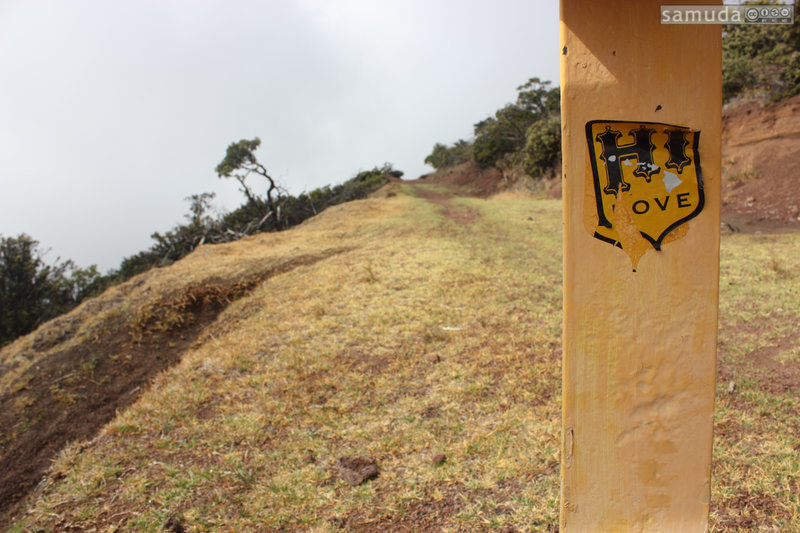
[0, 0, 559, 272]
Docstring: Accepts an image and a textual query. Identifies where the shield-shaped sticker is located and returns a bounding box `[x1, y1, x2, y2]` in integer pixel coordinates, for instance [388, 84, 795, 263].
[586, 120, 704, 253]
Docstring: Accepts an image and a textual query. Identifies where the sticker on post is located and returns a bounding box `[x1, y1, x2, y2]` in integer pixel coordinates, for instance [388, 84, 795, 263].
[585, 120, 704, 270]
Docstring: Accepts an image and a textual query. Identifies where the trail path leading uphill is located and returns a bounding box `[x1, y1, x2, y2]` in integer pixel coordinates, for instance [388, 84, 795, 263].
[1, 185, 565, 530]
[1, 184, 799, 531]
[407, 182, 482, 224]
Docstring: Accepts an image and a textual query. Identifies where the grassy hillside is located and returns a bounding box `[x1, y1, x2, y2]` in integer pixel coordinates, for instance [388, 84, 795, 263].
[2, 184, 799, 531]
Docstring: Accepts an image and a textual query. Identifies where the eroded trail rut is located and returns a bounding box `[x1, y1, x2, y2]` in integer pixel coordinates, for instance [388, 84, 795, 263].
[0, 250, 348, 525]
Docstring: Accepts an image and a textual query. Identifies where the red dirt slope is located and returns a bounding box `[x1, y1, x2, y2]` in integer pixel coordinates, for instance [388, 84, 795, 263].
[721, 93, 800, 232]
[421, 95, 800, 234]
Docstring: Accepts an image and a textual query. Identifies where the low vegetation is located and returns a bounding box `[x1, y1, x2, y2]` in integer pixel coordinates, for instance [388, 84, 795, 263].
[722, 3, 800, 103]
[424, 2, 800, 182]
[0, 235, 103, 347]
[0, 145, 400, 347]
[711, 231, 800, 530]
[2, 185, 798, 531]
[116, 154, 401, 282]
[424, 78, 561, 181]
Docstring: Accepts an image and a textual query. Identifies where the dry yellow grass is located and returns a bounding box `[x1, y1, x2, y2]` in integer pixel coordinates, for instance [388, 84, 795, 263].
[2, 184, 798, 532]
[710, 231, 800, 532]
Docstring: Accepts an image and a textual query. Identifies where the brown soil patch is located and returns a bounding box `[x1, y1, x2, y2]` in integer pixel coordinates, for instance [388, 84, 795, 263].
[721, 94, 800, 233]
[0, 250, 348, 527]
[337, 483, 482, 533]
[337, 479, 554, 533]
[713, 488, 793, 531]
[0, 314, 208, 526]
[718, 315, 800, 395]
[742, 334, 800, 394]
[408, 183, 481, 224]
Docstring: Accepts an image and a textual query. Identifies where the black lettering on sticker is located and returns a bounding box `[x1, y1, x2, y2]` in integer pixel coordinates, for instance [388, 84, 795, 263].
[632, 200, 650, 214]
[664, 128, 691, 173]
[596, 125, 658, 195]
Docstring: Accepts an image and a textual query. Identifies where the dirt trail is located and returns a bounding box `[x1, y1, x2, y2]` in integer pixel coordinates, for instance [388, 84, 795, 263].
[407, 183, 482, 224]
[0, 250, 347, 526]
[0, 310, 210, 523]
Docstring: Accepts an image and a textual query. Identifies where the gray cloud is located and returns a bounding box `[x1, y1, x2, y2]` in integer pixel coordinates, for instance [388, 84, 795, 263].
[0, 0, 559, 271]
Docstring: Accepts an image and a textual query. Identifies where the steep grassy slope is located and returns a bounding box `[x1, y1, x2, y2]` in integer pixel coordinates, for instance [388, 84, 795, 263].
[2, 183, 799, 531]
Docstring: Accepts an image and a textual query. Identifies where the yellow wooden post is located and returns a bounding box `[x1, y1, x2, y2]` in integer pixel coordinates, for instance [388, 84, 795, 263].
[560, 1, 721, 531]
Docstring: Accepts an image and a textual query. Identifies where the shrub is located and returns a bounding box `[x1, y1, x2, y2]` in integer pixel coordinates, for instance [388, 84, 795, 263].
[522, 117, 561, 178]
[424, 140, 472, 170]
[722, 3, 800, 102]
